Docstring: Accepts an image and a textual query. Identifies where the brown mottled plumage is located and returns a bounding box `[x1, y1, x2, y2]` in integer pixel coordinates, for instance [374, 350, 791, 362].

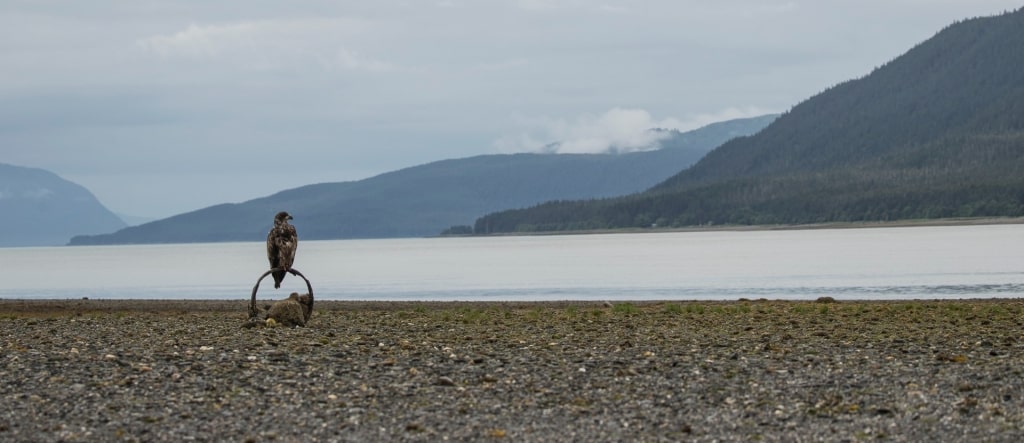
[266, 211, 297, 289]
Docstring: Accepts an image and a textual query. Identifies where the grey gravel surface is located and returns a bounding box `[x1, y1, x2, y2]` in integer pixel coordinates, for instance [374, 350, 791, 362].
[1, 299, 1023, 442]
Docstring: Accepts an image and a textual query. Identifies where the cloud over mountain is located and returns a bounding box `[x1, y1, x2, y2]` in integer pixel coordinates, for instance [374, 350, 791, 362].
[495, 107, 772, 154]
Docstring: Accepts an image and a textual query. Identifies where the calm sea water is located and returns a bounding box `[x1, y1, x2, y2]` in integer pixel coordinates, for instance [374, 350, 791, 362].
[1, 224, 1023, 301]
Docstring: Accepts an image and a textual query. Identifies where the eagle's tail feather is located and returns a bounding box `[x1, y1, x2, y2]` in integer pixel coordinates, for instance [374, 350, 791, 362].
[272, 270, 285, 289]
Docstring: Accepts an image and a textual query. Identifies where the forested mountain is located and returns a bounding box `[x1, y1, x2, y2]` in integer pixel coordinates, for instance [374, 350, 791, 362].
[475, 8, 1024, 233]
[0, 163, 126, 247]
[68, 115, 774, 245]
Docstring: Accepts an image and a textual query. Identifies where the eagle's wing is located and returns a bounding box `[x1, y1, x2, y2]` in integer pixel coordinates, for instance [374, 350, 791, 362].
[278, 224, 298, 269]
[267, 229, 281, 269]
[267, 223, 297, 289]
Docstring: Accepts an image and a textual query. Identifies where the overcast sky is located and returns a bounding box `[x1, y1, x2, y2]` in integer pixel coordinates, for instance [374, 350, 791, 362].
[2, 1, 1020, 219]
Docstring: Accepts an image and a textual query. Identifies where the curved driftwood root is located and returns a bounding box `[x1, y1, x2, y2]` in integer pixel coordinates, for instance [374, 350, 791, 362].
[249, 267, 314, 325]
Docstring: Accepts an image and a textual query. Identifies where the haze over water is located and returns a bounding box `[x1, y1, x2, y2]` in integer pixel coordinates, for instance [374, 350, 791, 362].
[2, 224, 1023, 301]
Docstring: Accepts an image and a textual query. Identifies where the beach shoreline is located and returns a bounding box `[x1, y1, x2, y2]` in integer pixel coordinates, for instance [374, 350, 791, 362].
[3, 298, 1023, 441]
[470, 216, 1024, 237]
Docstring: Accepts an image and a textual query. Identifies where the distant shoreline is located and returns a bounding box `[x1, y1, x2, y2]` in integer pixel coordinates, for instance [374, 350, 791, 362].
[468, 216, 1024, 237]
[2, 297, 1023, 315]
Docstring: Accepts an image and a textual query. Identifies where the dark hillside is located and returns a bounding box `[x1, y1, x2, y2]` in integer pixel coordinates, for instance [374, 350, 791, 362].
[665, 8, 1024, 186]
[475, 8, 1024, 233]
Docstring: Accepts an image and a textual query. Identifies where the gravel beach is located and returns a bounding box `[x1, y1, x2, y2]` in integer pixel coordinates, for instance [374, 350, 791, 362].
[2, 298, 1023, 442]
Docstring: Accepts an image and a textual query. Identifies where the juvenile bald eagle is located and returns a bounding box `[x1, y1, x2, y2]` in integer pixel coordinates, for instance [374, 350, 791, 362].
[266, 211, 298, 289]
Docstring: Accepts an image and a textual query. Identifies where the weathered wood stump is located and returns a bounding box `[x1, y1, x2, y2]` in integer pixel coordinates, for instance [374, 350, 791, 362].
[262, 292, 313, 327]
[247, 267, 314, 326]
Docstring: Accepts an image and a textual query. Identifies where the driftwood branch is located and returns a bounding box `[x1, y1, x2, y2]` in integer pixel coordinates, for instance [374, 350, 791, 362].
[249, 267, 314, 319]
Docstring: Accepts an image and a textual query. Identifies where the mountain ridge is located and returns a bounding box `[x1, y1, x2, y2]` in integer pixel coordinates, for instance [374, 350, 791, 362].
[68, 115, 776, 245]
[0, 163, 126, 247]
